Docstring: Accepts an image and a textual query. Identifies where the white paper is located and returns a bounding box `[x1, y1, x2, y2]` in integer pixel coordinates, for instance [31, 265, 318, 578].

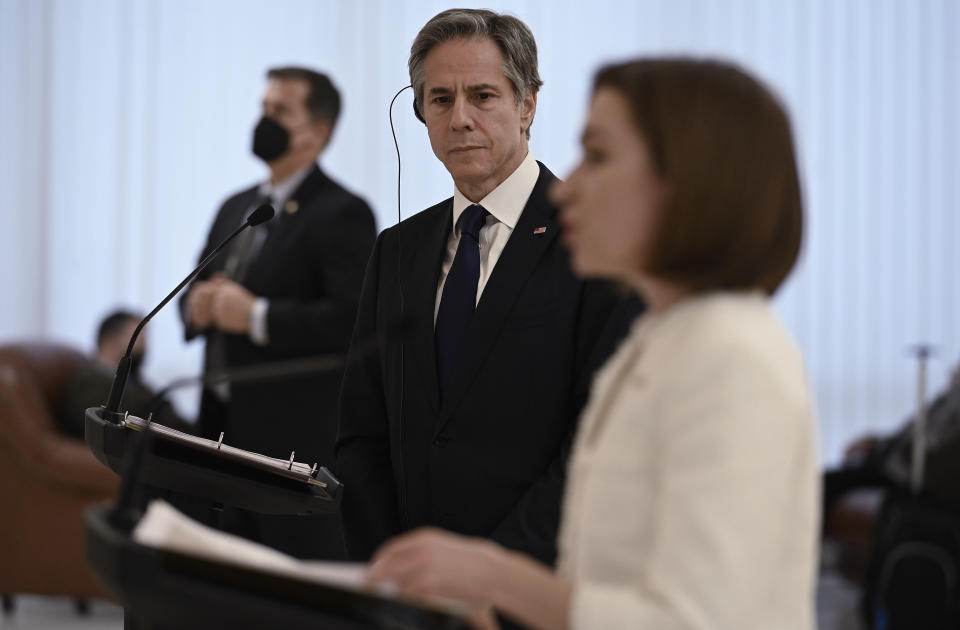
[133, 500, 367, 590]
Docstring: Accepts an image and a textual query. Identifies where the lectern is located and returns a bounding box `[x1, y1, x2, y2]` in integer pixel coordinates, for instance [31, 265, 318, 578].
[85, 506, 469, 630]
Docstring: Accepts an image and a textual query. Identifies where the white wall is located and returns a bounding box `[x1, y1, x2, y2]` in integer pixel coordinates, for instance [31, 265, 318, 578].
[1, 0, 957, 464]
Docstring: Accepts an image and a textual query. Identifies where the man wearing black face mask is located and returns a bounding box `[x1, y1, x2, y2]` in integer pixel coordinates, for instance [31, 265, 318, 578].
[179, 67, 376, 559]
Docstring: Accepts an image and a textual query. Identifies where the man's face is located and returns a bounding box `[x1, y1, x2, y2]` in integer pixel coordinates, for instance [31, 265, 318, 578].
[421, 37, 536, 201]
[260, 78, 328, 161]
[262, 78, 311, 133]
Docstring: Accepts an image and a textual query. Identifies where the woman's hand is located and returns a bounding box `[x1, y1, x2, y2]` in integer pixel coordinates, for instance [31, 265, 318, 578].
[367, 527, 505, 625]
[368, 527, 570, 630]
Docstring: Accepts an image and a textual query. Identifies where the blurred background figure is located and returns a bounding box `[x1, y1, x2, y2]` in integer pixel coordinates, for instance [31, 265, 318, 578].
[825, 358, 960, 514]
[822, 357, 960, 628]
[55, 309, 186, 439]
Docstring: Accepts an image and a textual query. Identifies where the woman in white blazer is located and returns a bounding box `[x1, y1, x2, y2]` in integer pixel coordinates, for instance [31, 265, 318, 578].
[367, 58, 819, 630]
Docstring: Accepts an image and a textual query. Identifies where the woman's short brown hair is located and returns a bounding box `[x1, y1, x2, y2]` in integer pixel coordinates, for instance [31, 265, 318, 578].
[594, 58, 803, 295]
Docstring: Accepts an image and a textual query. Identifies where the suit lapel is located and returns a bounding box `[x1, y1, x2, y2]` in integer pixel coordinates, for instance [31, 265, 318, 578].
[254, 165, 327, 266]
[436, 164, 559, 430]
[401, 202, 452, 415]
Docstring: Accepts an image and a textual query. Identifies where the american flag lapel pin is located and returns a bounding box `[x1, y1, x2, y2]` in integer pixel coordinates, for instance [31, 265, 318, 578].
[533, 226, 547, 235]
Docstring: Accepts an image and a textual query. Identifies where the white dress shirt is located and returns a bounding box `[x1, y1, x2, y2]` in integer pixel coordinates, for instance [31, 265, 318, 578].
[558, 292, 820, 630]
[433, 150, 540, 322]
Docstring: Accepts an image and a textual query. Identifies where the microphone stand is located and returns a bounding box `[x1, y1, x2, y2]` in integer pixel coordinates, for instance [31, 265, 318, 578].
[102, 204, 275, 423]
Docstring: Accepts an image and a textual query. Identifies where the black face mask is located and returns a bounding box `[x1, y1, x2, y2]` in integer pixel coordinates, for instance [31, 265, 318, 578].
[252, 116, 290, 162]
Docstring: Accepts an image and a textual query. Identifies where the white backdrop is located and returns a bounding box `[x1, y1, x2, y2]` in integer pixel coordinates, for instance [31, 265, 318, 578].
[1, 0, 957, 464]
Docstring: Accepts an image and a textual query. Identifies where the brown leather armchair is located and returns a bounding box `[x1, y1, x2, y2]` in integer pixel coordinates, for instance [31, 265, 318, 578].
[0, 342, 118, 607]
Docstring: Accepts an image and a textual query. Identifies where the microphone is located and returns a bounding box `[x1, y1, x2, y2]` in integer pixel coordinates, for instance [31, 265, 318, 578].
[102, 203, 275, 422]
[246, 203, 275, 227]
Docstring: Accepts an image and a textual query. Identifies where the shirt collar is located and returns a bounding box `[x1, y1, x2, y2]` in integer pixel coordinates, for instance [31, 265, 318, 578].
[451, 151, 539, 232]
[259, 162, 314, 208]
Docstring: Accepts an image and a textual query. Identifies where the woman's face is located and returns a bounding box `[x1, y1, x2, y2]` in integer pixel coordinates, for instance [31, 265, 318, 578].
[551, 87, 668, 284]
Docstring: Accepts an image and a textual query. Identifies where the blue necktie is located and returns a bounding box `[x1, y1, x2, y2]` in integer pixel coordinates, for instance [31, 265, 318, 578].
[435, 204, 489, 400]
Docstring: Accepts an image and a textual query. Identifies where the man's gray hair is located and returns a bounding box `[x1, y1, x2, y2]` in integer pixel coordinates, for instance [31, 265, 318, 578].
[409, 8, 544, 139]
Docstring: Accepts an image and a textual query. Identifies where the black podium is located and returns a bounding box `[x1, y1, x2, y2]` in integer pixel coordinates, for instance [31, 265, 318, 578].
[85, 406, 469, 629]
[85, 506, 469, 630]
[84, 407, 339, 515]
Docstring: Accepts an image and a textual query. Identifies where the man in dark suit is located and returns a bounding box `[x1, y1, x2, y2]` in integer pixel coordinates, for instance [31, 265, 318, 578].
[181, 67, 376, 559]
[336, 9, 640, 566]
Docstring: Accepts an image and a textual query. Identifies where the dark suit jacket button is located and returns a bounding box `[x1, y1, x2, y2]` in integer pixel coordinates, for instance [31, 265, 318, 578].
[433, 437, 449, 447]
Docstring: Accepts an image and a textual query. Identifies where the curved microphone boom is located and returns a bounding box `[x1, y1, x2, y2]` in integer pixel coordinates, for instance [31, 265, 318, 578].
[102, 203, 275, 422]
